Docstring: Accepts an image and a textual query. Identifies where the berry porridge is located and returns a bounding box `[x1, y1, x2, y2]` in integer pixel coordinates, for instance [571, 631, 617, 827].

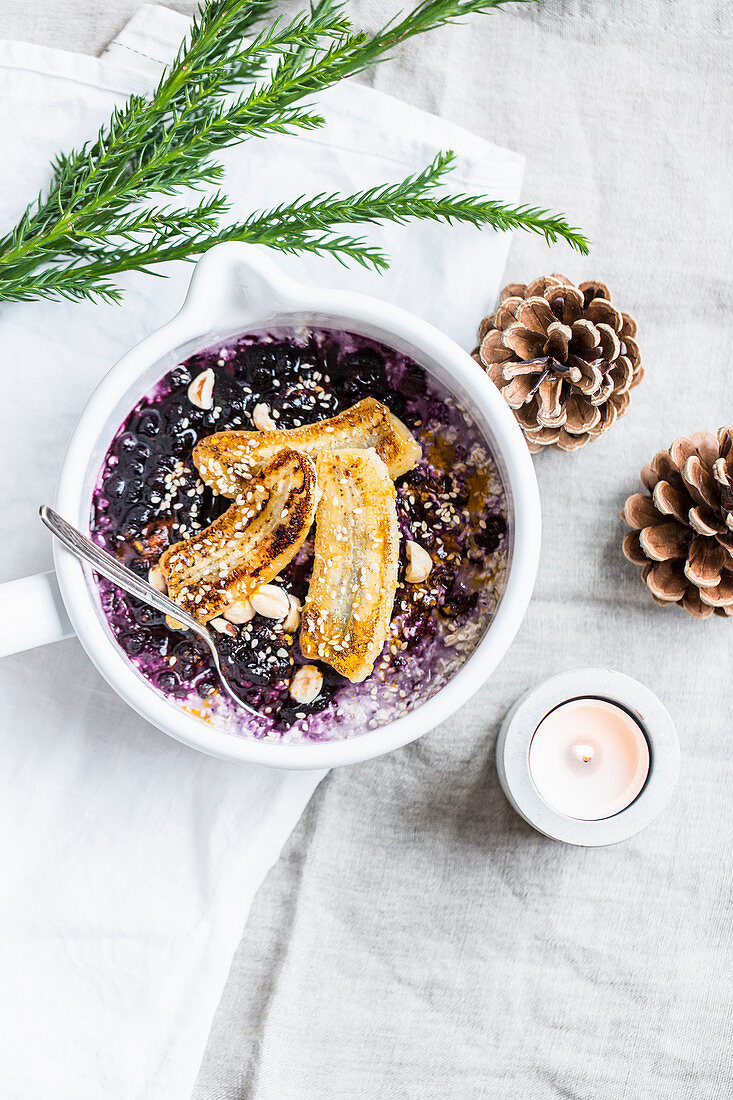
[91, 328, 508, 742]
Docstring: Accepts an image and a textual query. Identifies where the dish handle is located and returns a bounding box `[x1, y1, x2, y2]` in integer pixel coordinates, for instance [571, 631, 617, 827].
[0, 571, 74, 658]
[180, 242, 303, 331]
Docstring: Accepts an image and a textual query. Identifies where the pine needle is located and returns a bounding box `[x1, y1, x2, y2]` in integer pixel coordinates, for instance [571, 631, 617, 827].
[0, 0, 589, 305]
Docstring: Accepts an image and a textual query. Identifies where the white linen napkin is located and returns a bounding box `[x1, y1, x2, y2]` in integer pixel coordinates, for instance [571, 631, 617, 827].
[0, 7, 523, 1098]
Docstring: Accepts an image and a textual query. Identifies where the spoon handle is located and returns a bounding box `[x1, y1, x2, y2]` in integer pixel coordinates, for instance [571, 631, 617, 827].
[39, 505, 203, 637]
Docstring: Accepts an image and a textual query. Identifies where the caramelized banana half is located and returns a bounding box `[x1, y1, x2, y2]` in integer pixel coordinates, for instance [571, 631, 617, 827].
[193, 397, 421, 498]
[160, 448, 317, 623]
[300, 448, 400, 683]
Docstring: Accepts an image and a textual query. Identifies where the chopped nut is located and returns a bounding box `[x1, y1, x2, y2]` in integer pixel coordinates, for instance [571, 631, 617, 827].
[405, 540, 433, 583]
[210, 616, 236, 637]
[187, 368, 215, 410]
[223, 598, 255, 624]
[283, 594, 302, 633]
[148, 564, 167, 593]
[252, 402, 277, 431]
[289, 664, 323, 705]
[251, 584, 290, 620]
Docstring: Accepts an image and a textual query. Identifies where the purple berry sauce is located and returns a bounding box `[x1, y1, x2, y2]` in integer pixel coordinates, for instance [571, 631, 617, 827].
[91, 328, 508, 742]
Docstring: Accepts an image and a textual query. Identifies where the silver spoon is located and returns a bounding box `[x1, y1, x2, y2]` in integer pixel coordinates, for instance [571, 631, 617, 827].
[39, 505, 260, 715]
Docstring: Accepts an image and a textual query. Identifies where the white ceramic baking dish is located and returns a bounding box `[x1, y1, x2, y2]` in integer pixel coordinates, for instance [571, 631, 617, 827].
[0, 243, 541, 768]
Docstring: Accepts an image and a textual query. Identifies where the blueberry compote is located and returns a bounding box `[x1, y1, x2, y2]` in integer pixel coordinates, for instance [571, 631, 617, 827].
[92, 328, 508, 742]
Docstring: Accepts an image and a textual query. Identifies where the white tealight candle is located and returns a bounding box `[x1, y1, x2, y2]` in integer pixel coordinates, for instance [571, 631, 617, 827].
[496, 669, 680, 846]
[528, 698, 650, 821]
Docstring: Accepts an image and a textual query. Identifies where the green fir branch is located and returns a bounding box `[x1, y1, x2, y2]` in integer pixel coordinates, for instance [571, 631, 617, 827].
[0, 0, 589, 306]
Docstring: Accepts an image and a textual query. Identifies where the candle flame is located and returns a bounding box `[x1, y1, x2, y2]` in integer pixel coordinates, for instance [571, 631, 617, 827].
[573, 743, 594, 765]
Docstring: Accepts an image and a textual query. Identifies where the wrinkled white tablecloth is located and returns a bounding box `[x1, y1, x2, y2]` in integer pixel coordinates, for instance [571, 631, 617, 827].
[0, 6, 524, 1098]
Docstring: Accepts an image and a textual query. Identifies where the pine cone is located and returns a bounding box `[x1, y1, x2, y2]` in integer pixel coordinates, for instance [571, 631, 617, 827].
[475, 275, 642, 453]
[621, 428, 733, 619]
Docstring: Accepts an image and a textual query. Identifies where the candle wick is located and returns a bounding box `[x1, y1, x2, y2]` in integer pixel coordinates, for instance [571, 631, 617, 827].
[573, 743, 594, 765]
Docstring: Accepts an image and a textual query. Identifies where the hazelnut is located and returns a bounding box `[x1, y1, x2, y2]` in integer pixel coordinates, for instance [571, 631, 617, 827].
[148, 564, 167, 593]
[289, 664, 323, 705]
[223, 598, 255, 624]
[187, 368, 215, 410]
[405, 540, 433, 583]
[251, 584, 290, 619]
[252, 402, 277, 431]
[283, 594, 302, 633]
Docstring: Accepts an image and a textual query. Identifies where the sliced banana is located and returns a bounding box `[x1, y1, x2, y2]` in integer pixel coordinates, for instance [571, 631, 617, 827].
[193, 397, 421, 497]
[160, 448, 317, 624]
[300, 448, 400, 683]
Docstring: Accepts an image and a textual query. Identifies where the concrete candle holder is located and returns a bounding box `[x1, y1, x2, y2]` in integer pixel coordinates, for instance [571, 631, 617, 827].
[496, 668, 680, 846]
